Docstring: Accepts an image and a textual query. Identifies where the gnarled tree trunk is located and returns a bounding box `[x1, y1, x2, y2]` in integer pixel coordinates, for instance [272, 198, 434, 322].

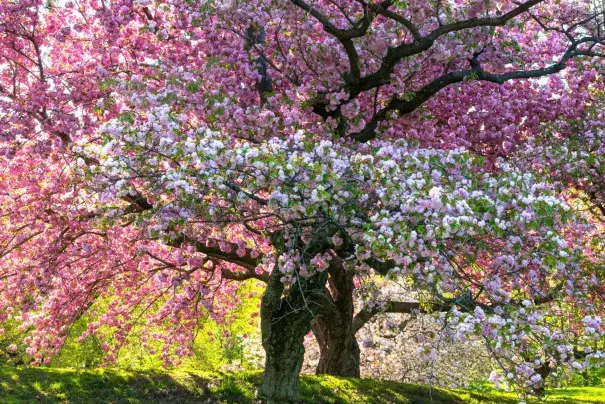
[259, 266, 328, 403]
[312, 313, 360, 377]
[311, 258, 361, 377]
[261, 317, 308, 402]
[310, 258, 423, 378]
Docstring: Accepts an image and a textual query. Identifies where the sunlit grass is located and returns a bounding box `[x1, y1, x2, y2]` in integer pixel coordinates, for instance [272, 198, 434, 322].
[0, 366, 602, 403]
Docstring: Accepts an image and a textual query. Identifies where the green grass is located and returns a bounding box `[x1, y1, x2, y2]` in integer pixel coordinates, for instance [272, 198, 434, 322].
[0, 366, 603, 403]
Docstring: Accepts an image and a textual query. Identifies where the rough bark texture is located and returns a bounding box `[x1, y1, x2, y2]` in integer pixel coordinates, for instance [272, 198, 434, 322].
[312, 258, 360, 377]
[259, 262, 328, 402]
[312, 315, 360, 377]
[260, 318, 308, 402]
[259, 227, 355, 401]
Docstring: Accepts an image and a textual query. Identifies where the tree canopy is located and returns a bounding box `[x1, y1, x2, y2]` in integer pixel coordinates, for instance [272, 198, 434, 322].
[0, 0, 604, 402]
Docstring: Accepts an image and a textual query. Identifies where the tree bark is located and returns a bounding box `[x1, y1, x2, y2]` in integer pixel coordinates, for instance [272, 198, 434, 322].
[261, 320, 308, 403]
[312, 313, 360, 377]
[311, 258, 361, 377]
[259, 266, 328, 403]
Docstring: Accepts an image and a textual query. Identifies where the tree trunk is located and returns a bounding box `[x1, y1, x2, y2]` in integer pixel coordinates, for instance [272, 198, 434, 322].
[311, 257, 361, 377]
[312, 315, 360, 377]
[260, 320, 308, 403]
[259, 266, 328, 403]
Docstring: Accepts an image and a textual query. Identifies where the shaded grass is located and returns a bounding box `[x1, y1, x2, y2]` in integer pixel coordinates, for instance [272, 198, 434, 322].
[0, 366, 603, 403]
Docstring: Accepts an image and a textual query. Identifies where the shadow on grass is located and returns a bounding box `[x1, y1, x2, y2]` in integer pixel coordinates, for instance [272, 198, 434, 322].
[0, 367, 210, 403]
[299, 375, 520, 404]
[2, 367, 500, 404]
[0, 367, 600, 403]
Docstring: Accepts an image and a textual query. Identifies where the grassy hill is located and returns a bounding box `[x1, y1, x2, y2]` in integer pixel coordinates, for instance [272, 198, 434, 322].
[0, 366, 603, 403]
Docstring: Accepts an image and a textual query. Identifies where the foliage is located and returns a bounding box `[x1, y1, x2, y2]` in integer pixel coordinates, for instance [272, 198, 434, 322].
[0, 281, 262, 372]
[1, 0, 605, 400]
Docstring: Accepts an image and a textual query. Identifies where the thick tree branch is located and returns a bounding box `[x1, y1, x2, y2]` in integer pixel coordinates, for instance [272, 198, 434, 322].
[121, 190, 265, 278]
[352, 0, 548, 98]
[352, 285, 563, 334]
[362, 255, 431, 276]
[122, 193, 154, 212]
[298, 0, 605, 142]
[351, 70, 469, 141]
[244, 25, 273, 106]
[290, 0, 392, 85]
[356, 0, 421, 40]
[352, 301, 423, 333]
[169, 233, 262, 273]
[221, 265, 269, 283]
[351, 38, 602, 142]
[426, 0, 547, 41]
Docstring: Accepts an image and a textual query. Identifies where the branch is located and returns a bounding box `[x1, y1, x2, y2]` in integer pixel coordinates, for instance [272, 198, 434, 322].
[352, 300, 424, 333]
[225, 181, 268, 205]
[169, 233, 262, 273]
[290, 0, 388, 84]
[426, 0, 547, 41]
[243, 24, 273, 106]
[352, 0, 547, 97]
[221, 265, 269, 283]
[361, 256, 428, 275]
[300, 0, 603, 133]
[351, 69, 469, 141]
[351, 37, 601, 142]
[122, 192, 154, 212]
[355, 0, 421, 40]
[352, 284, 564, 334]
[121, 189, 265, 279]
